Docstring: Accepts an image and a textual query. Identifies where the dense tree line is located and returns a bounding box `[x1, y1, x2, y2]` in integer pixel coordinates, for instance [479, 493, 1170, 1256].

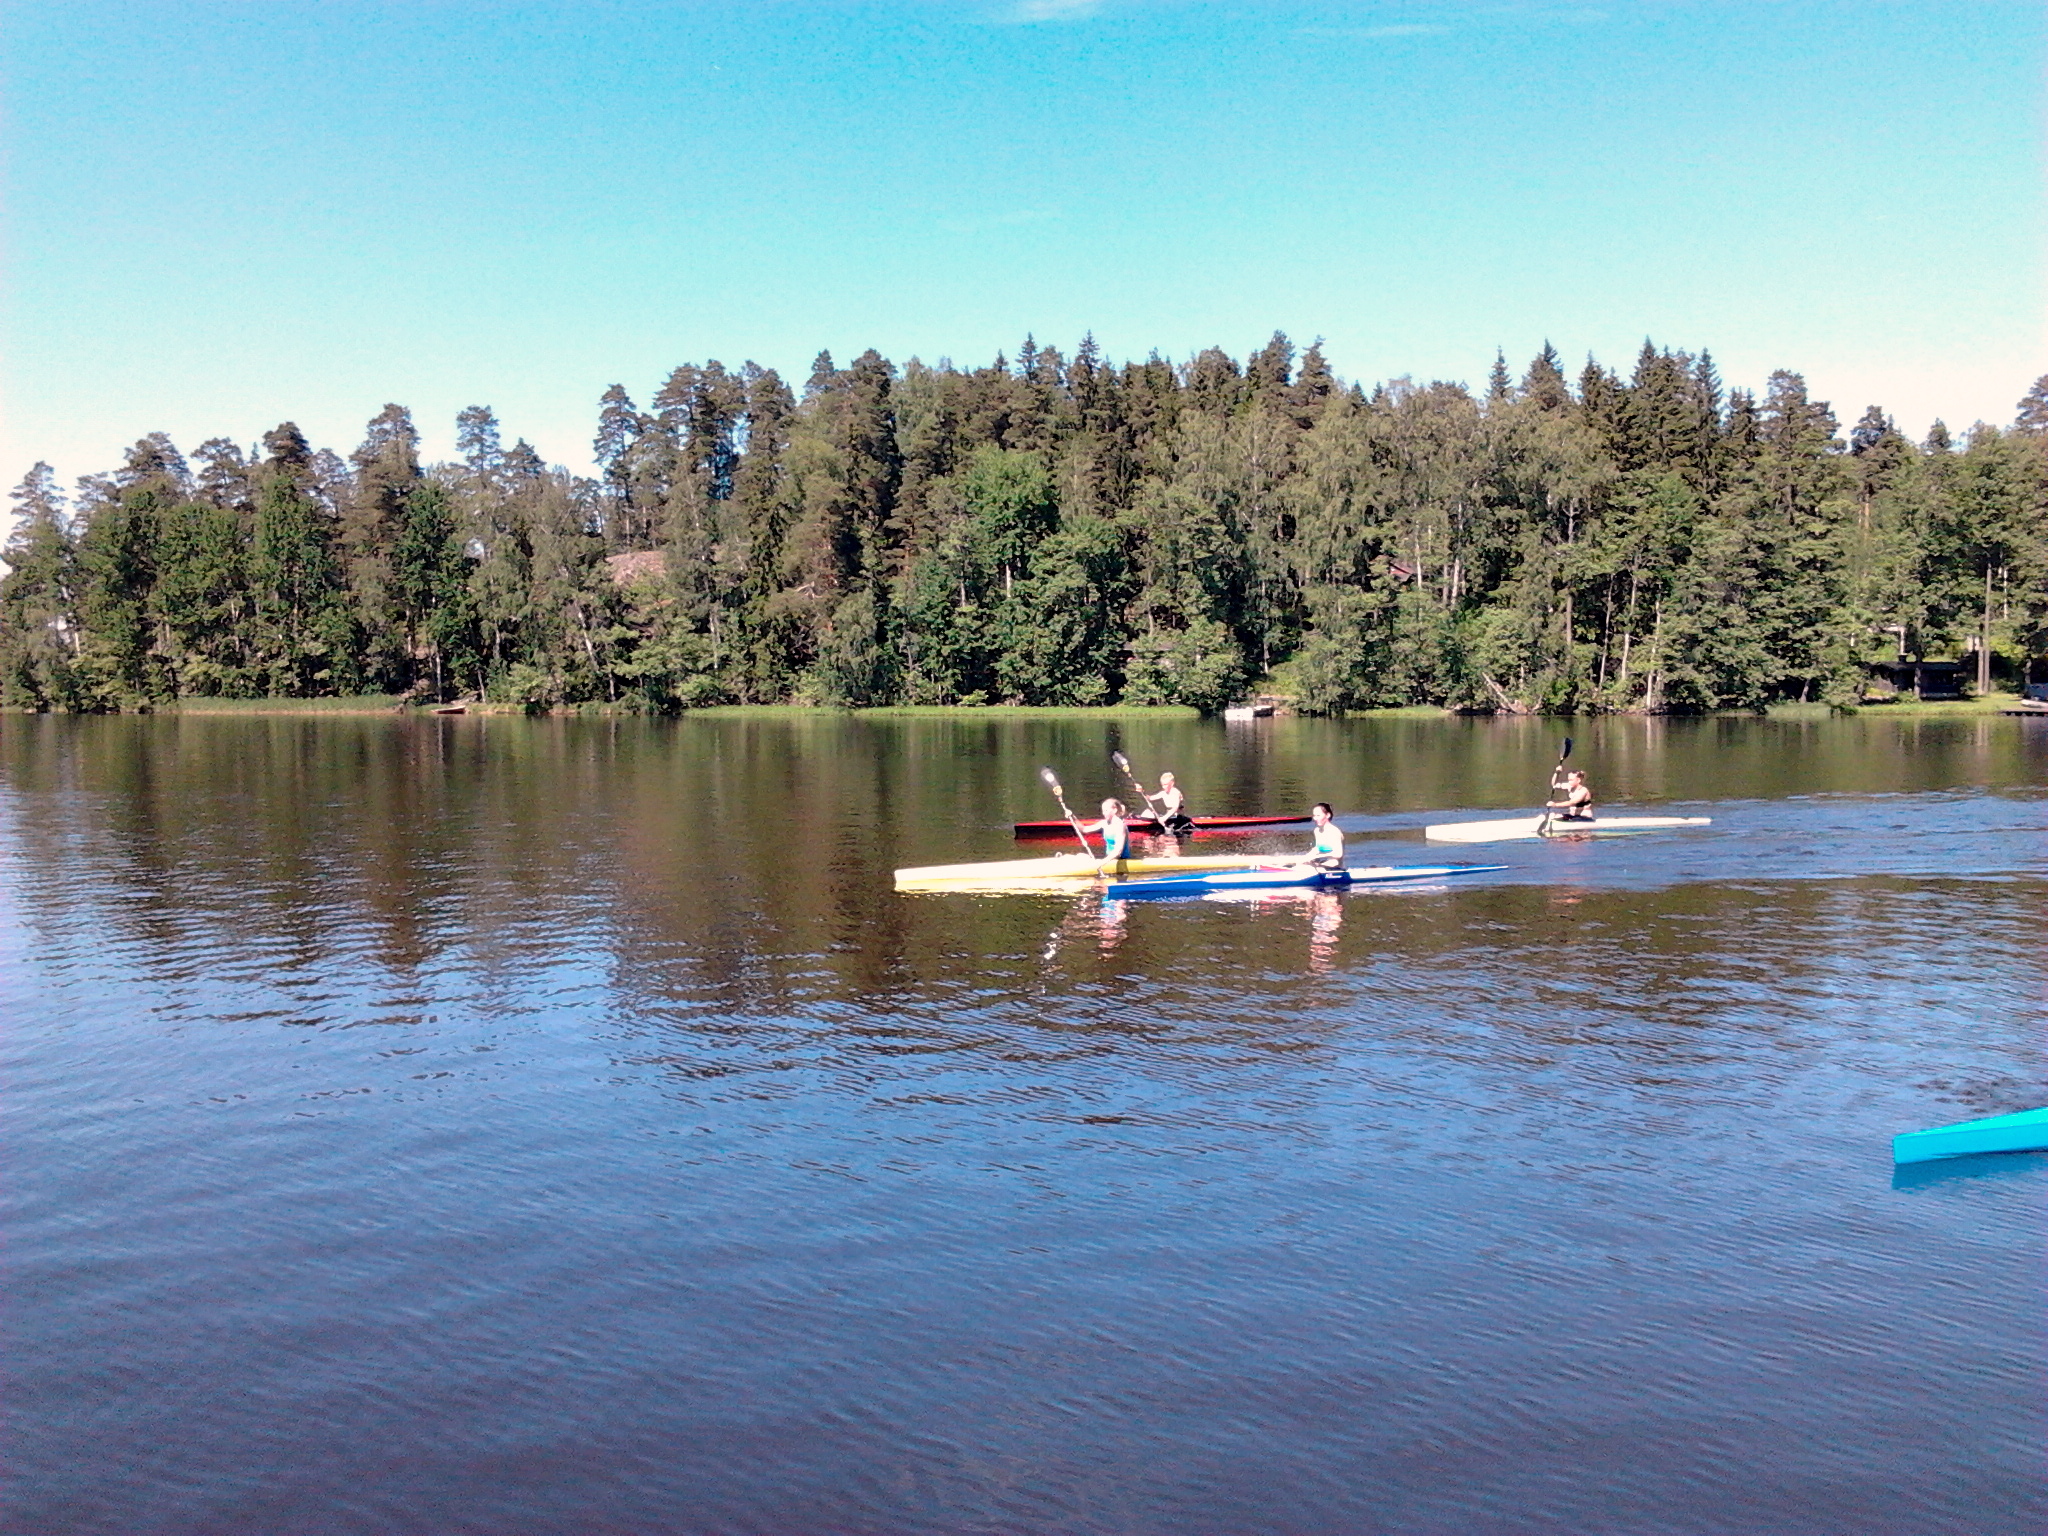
[5, 338, 2045, 714]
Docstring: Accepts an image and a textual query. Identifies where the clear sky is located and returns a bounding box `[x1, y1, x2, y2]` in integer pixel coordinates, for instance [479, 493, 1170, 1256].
[3, 0, 2042, 498]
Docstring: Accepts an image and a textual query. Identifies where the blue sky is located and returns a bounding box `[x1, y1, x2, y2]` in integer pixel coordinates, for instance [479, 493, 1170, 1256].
[3, 0, 2041, 497]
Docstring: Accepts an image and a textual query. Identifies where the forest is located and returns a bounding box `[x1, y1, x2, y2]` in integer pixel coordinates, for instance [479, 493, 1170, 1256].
[4, 336, 2045, 715]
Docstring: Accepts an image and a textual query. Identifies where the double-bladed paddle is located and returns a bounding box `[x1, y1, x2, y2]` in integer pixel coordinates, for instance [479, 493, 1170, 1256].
[1537, 736, 1572, 836]
[1038, 767, 1107, 871]
[1109, 750, 1166, 822]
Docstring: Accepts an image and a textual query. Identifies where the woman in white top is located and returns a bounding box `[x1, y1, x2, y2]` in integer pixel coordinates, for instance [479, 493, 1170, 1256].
[1546, 770, 1593, 821]
[1156, 772, 1193, 834]
[1301, 802, 1344, 871]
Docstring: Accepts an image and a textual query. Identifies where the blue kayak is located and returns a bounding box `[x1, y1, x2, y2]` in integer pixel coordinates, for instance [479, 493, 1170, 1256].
[1892, 1105, 2048, 1164]
[1103, 863, 1506, 899]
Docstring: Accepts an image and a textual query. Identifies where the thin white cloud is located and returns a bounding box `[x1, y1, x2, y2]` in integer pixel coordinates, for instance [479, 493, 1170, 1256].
[1296, 5, 1613, 42]
[992, 1, 1609, 34]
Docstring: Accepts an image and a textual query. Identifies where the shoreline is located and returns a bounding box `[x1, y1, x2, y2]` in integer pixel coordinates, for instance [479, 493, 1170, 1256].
[2, 693, 2033, 720]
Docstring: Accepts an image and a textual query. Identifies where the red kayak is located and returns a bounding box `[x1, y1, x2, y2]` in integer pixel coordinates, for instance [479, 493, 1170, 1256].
[1013, 814, 1309, 839]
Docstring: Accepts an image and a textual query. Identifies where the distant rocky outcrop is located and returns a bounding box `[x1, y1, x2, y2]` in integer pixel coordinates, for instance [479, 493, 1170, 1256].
[606, 550, 666, 587]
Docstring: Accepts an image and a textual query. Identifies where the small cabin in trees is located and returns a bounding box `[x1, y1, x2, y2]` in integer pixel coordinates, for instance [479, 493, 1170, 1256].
[1862, 658, 1970, 700]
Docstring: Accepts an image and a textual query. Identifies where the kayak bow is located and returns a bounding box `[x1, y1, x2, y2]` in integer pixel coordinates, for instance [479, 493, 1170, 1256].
[1892, 1105, 2048, 1164]
[896, 852, 1268, 891]
[1425, 814, 1711, 844]
[1104, 863, 1507, 899]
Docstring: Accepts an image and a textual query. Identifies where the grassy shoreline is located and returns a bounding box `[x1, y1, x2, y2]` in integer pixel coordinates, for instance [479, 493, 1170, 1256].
[6, 692, 2036, 721]
[1769, 693, 2036, 719]
[686, 703, 1204, 719]
[143, 695, 410, 715]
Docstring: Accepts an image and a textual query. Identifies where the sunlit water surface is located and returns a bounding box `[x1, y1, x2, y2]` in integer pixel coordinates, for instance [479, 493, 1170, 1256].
[3, 713, 2044, 1535]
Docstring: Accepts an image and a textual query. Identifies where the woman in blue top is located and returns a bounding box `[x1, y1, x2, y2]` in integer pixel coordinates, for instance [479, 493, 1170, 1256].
[1301, 802, 1344, 872]
[1098, 798, 1131, 862]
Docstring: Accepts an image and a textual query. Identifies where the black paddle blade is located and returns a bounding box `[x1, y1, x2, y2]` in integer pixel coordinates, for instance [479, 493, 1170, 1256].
[1560, 737, 1573, 762]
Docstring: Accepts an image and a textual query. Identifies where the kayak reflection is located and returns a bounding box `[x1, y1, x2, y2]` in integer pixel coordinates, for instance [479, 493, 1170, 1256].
[1118, 884, 1347, 972]
[1042, 891, 1131, 962]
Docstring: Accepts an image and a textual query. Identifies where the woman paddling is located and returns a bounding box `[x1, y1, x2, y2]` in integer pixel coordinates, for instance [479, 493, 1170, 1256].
[1155, 772, 1194, 835]
[1297, 802, 1344, 871]
[1098, 798, 1132, 862]
[1547, 770, 1594, 822]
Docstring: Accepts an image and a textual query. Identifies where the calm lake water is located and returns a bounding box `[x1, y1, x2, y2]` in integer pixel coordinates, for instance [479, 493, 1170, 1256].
[3, 712, 2044, 1535]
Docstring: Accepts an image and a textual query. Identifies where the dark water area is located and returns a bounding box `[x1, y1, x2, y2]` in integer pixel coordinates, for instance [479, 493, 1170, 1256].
[3, 712, 2044, 1535]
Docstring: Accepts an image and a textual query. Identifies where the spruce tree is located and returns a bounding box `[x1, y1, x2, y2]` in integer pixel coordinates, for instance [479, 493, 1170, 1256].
[0, 466, 82, 708]
[74, 485, 167, 702]
[392, 480, 477, 698]
[344, 404, 423, 687]
[1521, 343, 1571, 412]
[250, 470, 352, 695]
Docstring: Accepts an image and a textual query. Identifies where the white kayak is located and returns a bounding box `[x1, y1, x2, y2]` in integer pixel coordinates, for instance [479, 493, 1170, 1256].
[895, 852, 1265, 891]
[1425, 813, 1711, 844]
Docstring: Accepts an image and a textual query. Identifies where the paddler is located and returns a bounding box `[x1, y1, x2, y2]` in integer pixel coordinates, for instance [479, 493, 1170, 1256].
[1155, 772, 1194, 835]
[1098, 798, 1132, 862]
[1547, 770, 1594, 822]
[1297, 802, 1344, 871]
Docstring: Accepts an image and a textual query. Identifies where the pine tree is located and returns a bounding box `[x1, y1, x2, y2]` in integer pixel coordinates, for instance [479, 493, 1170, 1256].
[2015, 376, 2048, 437]
[456, 405, 504, 478]
[116, 433, 191, 497]
[592, 384, 647, 545]
[262, 422, 314, 477]
[192, 438, 254, 514]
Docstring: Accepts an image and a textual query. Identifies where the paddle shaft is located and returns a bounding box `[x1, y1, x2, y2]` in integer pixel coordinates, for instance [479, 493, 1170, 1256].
[1038, 768, 1107, 869]
[1537, 736, 1573, 836]
[1110, 750, 1166, 821]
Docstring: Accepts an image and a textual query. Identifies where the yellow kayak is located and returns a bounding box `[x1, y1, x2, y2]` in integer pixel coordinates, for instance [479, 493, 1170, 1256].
[895, 852, 1269, 891]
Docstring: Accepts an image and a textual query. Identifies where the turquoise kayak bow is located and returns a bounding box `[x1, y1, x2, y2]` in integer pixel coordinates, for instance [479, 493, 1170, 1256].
[1892, 1105, 2048, 1164]
[1104, 863, 1505, 899]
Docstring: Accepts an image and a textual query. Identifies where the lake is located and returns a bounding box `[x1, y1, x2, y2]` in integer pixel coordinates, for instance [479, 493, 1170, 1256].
[2, 711, 2043, 1535]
